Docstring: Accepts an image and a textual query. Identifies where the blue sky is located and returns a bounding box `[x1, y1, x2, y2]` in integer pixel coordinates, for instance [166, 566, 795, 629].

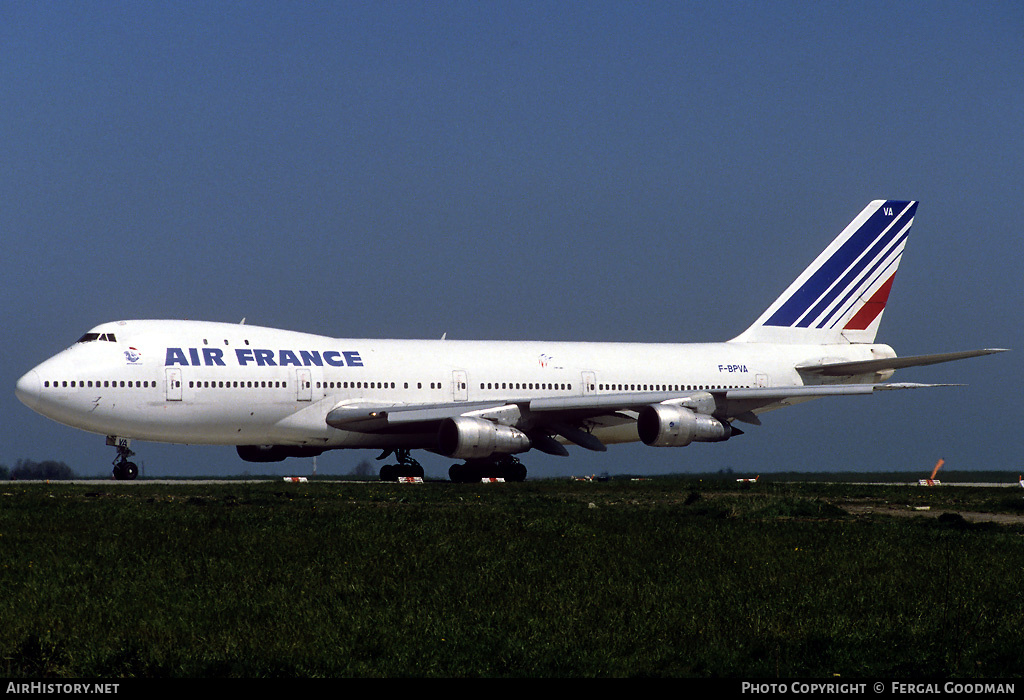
[2, 1, 1021, 479]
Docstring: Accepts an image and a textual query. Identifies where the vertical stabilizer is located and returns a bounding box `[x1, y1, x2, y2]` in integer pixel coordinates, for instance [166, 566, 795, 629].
[731, 200, 918, 345]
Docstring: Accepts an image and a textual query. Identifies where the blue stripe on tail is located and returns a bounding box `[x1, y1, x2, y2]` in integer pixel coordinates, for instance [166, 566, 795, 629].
[765, 201, 916, 328]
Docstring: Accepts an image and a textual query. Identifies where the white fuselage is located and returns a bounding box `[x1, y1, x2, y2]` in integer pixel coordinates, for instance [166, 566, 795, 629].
[15, 203, 1003, 478]
[16, 319, 888, 451]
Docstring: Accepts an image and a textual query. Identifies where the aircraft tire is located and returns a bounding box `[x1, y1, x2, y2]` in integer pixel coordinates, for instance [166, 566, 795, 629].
[380, 463, 424, 481]
[450, 459, 525, 482]
[504, 461, 527, 482]
[113, 461, 138, 481]
[449, 463, 474, 483]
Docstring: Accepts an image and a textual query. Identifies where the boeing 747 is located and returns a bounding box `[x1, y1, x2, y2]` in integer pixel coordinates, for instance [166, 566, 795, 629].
[15, 201, 1005, 481]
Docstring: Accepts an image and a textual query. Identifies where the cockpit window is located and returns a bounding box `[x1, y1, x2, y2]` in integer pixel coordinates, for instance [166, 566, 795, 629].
[76, 333, 117, 343]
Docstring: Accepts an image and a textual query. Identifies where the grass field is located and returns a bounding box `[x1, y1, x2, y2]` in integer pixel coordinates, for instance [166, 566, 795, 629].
[2, 476, 1023, 678]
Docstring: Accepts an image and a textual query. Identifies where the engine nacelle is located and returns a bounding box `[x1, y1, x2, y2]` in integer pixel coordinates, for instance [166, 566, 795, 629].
[438, 417, 531, 459]
[636, 404, 734, 447]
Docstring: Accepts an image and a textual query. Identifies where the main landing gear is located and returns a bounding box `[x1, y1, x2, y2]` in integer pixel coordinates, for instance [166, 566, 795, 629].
[376, 448, 425, 481]
[449, 454, 527, 483]
[107, 436, 139, 481]
[376, 450, 529, 482]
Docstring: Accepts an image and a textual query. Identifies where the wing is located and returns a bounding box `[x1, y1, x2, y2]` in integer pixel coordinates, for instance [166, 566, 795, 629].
[324, 381, 959, 454]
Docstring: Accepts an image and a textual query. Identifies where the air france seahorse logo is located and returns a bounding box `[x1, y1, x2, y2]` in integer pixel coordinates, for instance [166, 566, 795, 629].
[124, 347, 142, 365]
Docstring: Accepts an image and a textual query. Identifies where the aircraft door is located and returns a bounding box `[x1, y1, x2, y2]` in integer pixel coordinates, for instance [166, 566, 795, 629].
[296, 369, 312, 401]
[453, 370, 468, 402]
[165, 368, 182, 401]
[581, 370, 596, 395]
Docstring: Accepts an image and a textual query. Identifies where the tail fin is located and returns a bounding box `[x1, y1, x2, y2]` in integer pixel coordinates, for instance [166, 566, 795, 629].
[731, 200, 918, 345]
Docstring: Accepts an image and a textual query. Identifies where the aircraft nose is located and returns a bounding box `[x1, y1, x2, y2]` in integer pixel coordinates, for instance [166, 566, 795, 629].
[15, 369, 41, 410]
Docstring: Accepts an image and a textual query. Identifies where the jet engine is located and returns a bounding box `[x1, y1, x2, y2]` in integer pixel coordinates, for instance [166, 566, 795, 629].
[437, 416, 531, 459]
[636, 404, 735, 447]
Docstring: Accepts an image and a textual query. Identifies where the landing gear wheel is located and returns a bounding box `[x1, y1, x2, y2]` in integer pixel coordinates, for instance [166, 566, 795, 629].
[449, 463, 472, 483]
[449, 455, 527, 483]
[113, 461, 139, 481]
[502, 459, 527, 482]
[377, 449, 425, 481]
[109, 437, 139, 480]
[494, 455, 526, 482]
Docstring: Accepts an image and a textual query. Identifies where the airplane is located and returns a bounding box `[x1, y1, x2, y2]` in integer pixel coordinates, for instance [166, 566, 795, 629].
[15, 200, 1005, 482]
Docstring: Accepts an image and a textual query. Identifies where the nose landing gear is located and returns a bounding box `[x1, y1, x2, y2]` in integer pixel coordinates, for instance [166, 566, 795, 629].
[107, 436, 139, 480]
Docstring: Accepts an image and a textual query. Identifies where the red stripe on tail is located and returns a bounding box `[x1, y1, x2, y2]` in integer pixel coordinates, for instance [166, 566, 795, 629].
[844, 274, 895, 331]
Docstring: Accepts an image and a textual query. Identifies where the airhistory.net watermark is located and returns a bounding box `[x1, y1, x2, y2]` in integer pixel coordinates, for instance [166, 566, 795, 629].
[6, 683, 119, 695]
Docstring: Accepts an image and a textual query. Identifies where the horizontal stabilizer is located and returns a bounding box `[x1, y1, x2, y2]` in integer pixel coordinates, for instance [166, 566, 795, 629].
[797, 348, 1007, 377]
